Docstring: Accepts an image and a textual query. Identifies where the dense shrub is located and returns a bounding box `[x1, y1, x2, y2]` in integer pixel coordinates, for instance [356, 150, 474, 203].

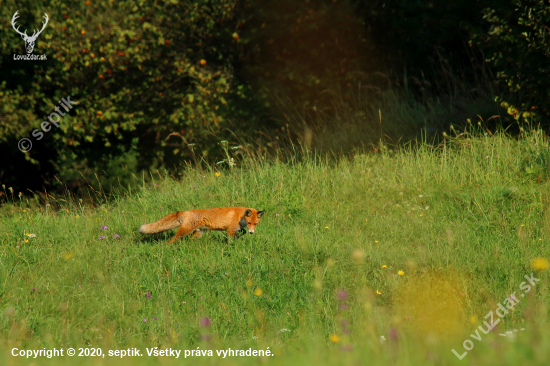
[0, 0, 259, 193]
[472, 0, 550, 122]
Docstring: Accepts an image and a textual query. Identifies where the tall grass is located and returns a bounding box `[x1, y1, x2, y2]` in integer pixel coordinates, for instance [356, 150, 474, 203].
[276, 66, 502, 155]
[1, 129, 550, 365]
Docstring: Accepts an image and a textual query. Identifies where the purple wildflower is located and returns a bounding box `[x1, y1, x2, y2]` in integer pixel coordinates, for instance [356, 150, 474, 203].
[199, 296, 203, 300]
[154, 183, 157, 186]
[146, 292, 151, 299]
[99, 236, 106, 240]
[101, 225, 108, 230]
[199, 317, 212, 328]
[336, 289, 348, 301]
[193, 185, 196, 189]
[154, 317, 157, 320]
[143, 318, 147, 322]
[388, 327, 398, 341]
[113, 234, 120, 239]
[340, 344, 353, 352]
[32, 287, 36, 291]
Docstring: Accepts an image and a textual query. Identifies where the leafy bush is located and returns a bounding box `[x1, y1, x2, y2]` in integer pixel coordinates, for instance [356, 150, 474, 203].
[472, 0, 550, 122]
[0, 0, 261, 193]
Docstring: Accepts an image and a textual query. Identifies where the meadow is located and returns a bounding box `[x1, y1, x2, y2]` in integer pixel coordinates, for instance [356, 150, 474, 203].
[1, 128, 550, 365]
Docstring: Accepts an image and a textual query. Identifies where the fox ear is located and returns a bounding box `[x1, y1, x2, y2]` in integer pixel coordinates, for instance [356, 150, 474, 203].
[257, 211, 264, 218]
[244, 209, 252, 217]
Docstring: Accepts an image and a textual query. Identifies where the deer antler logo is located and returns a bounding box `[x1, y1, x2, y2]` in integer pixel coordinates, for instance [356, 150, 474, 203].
[11, 10, 49, 54]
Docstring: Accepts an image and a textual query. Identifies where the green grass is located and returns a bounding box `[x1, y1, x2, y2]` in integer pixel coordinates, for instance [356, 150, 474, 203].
[2, 129, 550, 365]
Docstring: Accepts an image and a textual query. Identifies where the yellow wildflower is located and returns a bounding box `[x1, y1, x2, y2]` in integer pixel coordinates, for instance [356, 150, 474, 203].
[246, 279, 253, 287]
[215, 172, 221, 177]
[326, 258, 336, 268]
[254, 288, 263, 296]
[381, 265, 387, 268]
[398, 270, 404, 276]
[313, 279, 323, 291]
[352, 249, 365, 264]
[376, 290, 381, 295]
[329, 334, 340, 343]
[530, 257, 550, 272]
[325, 226, 329, 229]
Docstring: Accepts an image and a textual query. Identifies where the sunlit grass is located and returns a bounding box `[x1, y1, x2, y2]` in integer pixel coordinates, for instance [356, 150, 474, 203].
[1, 129, 550, 365]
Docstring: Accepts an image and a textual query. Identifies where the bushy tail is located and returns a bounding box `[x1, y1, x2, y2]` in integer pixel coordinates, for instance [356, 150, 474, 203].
[139, 212, 181, 234]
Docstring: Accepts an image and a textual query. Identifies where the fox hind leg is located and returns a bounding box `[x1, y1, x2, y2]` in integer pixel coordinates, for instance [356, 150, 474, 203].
[168, 225, 196, 245]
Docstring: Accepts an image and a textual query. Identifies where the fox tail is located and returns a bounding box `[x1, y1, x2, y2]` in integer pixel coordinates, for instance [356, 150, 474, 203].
[139, 212, 182, 234]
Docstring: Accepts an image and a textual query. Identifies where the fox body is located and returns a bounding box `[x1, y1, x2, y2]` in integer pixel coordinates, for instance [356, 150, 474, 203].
[138, 207, 264, 244]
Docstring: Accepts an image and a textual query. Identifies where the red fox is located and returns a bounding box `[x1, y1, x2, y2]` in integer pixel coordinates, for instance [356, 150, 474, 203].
[138, 207, 264, 244]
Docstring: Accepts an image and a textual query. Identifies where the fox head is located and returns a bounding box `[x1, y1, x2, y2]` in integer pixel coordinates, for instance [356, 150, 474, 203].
[240, 209, 264, 234]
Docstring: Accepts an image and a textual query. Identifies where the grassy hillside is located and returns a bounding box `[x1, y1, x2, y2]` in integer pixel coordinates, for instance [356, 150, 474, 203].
[1, 129, 550, 365]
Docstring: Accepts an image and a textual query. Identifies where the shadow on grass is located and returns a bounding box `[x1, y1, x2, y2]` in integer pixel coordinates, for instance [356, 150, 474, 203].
[137, 230, 252, 245]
